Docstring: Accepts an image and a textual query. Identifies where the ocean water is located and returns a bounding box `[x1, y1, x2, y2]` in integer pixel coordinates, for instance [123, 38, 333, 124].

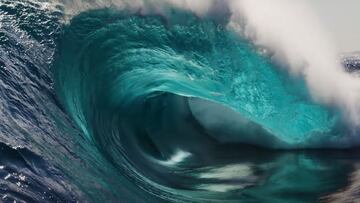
[1, 0, 360, 202]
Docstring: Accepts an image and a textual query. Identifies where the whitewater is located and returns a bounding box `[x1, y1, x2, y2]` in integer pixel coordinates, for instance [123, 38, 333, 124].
[1, 0, 360, 202]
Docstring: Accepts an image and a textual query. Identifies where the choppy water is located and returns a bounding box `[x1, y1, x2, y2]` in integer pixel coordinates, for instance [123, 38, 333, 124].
[1, 0, 360, 202]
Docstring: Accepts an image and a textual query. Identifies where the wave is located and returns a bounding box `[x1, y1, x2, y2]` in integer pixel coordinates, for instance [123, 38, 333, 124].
[52, 7, 358, 201]
[2, 0, 360, 202]
[54, 8, 353, 152]
[57, 0, 360, 126]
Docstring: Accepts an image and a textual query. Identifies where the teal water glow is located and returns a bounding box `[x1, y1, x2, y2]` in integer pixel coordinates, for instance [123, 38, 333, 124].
[54, 9, 356, 202]
[55, 9, 344, 149]
[52, 8, 358, 202]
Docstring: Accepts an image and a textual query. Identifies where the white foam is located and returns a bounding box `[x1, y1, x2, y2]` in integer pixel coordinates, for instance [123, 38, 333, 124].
[228, 0, 360, 126]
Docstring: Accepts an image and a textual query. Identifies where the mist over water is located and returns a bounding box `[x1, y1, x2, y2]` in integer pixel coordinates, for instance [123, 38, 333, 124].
[1, 0, 360, 202]
[230, 0, 360, 127]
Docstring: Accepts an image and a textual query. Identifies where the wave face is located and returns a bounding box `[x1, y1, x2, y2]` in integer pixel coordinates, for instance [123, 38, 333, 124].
[53, 7, 355, 202]
[55, 9, 347, 149]
[2, 0, 360, 202]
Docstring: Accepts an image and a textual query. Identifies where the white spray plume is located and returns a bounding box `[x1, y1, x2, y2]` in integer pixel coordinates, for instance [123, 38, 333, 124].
[228, 0, 360, 125]
[58, 0, 360, 125]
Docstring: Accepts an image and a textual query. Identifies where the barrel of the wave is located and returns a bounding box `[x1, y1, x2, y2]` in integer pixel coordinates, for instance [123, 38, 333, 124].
[53, 7, 346, 202]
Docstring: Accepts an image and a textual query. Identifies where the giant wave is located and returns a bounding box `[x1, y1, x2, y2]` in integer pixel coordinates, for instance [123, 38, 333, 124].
[53, 7, 358, 201]
[54, 8, 351, 152]
[2, 0, 360, 202]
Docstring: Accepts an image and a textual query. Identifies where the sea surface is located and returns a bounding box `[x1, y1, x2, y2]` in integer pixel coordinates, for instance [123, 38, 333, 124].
[1, 0, 360, 202]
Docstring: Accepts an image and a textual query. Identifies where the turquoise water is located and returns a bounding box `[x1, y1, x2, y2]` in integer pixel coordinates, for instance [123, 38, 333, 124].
[52, 8, 356, 202]
[55, 9, 344, 149]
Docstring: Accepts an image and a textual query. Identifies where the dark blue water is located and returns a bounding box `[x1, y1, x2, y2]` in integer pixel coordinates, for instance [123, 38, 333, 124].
[1, 0, 360, 202]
